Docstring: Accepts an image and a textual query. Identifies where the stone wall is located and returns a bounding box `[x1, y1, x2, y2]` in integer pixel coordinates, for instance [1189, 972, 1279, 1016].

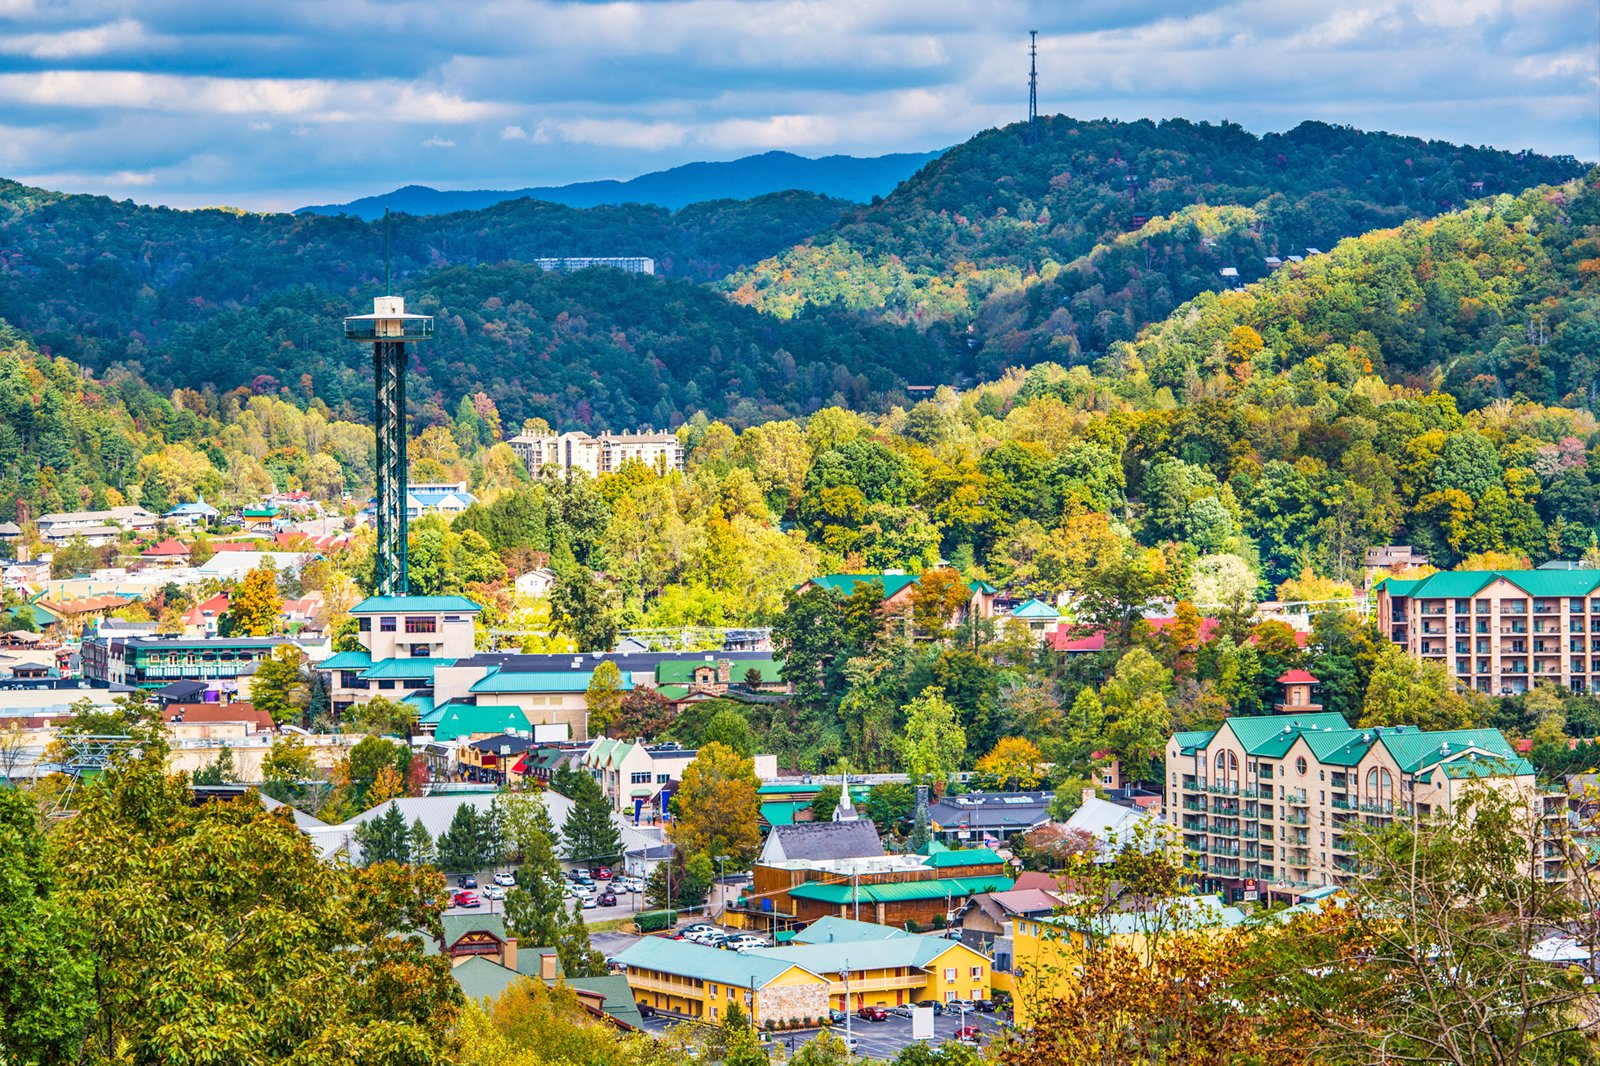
[756, 983, 830, 1026]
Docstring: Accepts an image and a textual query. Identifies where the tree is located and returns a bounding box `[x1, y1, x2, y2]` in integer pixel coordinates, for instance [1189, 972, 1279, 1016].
[1048, 778, 1102, 822]
[861, 782, 915, 834]
[352, 803, 412, 866]
[910, 567, 970, 639]
[585, 660, 624, 736]
[251, 644, 306, 728]
[346, 693, 416, 738]
[435, 802, 493, 874]
[51, 744, 461, 1064]
[699, 708, 755, 757]
[261, 734, 316, 796]
[562, 773, 623, 868]
[898, 686, 966, 787]
[0, 787, 95, 1063]
[231, 560, 283, 636]
[501, 793, 604, 978]
[809, 784, 842, 822]
[671, 742, 762, 866]
[190, 743, 236, 785]
[976, 736, 1045, 790]
[1360, 644, 1480, 731]
[550, 566, 618, 652]
[50, 535, 99, 579]
[615, 686, 676, 741]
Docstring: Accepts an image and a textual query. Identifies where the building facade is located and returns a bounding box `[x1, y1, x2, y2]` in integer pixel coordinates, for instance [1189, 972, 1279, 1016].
[83, 634, 297, 688]
[507, 430, 682, 480]
[1165, 711, 1552, 902]
[1375, 568, 1600, 694]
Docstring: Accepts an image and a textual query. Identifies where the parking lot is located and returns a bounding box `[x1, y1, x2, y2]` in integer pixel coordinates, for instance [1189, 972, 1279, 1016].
[636, 1008, 1012, 1060]
[441, 869, 651, 925]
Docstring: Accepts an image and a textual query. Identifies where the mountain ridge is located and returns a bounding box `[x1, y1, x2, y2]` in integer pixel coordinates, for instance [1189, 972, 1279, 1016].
[295, 149, 945, 218]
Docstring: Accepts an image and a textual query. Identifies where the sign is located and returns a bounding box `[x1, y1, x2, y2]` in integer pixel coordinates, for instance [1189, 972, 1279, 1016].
[910, 1006, 935, 1041]
[1242, 890, 1259, 902]
[1245, 879, 1256, 890]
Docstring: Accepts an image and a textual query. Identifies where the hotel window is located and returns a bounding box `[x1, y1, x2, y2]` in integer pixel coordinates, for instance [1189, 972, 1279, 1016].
[970, 966, 982, 980]
[631, 772, 652, 784]
[358, 617, 371, 632]
[657, 773, 671, 784]
[944, 968, 957, 982]
[404, 616, 437, 634]
[380, 617, 396, 632]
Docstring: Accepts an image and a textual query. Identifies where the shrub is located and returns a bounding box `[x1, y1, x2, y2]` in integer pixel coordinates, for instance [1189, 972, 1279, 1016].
[635, 909, 680, 932]
[904, 919, 922, 933]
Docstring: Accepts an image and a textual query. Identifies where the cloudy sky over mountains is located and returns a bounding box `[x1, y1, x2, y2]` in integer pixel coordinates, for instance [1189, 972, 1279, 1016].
[0, 0, 1595, 210]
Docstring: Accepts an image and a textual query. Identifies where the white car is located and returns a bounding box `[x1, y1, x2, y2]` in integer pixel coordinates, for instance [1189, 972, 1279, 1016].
[580, 894, 600, 909]
[484, 884, 506, 901]
[725, 935, 768, 951]
[493, 872, 516, 887]
[616, 878, 645, 893]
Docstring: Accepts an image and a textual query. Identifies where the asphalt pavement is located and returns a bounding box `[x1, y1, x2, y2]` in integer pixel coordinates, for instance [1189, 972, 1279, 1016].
[636, 1009, 1011, 1061]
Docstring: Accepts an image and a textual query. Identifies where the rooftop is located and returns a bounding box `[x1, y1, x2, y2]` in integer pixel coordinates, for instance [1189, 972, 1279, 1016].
[614, 936, 817, 988]
[349, 595, 483, 615]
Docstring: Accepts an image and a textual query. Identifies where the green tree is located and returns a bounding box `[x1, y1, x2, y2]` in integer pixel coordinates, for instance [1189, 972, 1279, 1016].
[346, 693, 417, 738]
[561, 773, 623, 867]
[50, 535, 99, 579]
[352, 803, 412, 866]
[435, 802, 491, 874]
[550, 566, 618, 652]
[261, 734, 317, 799]
[501, 793, 604, 978]
[0, 787, 95, 1063]
[251, 644, 306, 728]
[585, 660, 625, 736]
[1360, 644, 1480, 731]
[190, 743, 236, 785]
[699, 707, 755, 757]
[808, 784, 842, 821]
[861, 782, 915, 834]
[897, 686, 966, 786]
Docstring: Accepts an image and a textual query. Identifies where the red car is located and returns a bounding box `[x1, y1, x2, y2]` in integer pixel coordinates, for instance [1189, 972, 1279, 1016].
[593, 866, 613, 879]
[452, 890, 481, 908]
[953, 1026, 982, 1043]
[856, 1006, 887, 1022]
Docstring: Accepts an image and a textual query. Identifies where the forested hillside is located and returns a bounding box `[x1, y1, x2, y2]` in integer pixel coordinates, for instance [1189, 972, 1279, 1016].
[723, 117, 1590, 393]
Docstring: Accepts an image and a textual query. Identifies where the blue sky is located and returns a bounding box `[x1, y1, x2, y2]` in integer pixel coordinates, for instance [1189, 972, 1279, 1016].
[0, 0, 1595, 211]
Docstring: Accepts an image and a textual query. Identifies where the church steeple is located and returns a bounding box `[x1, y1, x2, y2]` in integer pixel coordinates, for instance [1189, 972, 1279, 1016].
[832, 774, 858, 822]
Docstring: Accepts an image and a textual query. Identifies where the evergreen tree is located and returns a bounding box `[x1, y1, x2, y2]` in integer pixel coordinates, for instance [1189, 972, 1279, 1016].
[502, 793, 605, 977]
[434, 803, 488, 873]
[190, 744, 236, 785]
[406, 817, 435, 867]
[562, 774, 622, 867]
[351, 804, 411, 866]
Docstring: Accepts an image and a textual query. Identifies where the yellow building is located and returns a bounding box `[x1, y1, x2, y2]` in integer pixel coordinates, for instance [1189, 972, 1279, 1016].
[767, 916, 993, 1009]
[613, 937, 829, 1026]
[1008, 895, 1247, 1027]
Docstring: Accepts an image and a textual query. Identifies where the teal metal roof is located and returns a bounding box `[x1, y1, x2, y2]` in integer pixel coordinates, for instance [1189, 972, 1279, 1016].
[1379, 728, 1516, 773]
[1223, 714, 1352, 756]
[760, 801, 808, 827]
[1174, 729, 1217, 754]
[804, 573, 920, 599]
[470, 667, 632, 694]
[759, 936, 977, 974]
[432, 704, 533, 742]
[656, 657, 783, 684]
[442, 913, 509, 945]
[403, 693, 435, 717]
[1388, 570, 1600, 600]
[614, 936, 819, 987]
[349, 595, 483, 614]
[1009, 598, 1060, 619]
[922, 847, 1003, 870]
[360, 658, 448, 681]
[1438, 754, 1535, 779]
[788, 875, 1012, 905]
[563, 974, 645, 1028]
[793, 916, 912, 944]
[318, 650, 373, 670]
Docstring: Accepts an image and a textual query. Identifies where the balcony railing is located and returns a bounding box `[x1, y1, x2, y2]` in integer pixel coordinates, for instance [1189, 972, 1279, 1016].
[1209, 821, 1240, 837]
[1331, 797, 1352, 810]
[1284, 811, 1309, 825]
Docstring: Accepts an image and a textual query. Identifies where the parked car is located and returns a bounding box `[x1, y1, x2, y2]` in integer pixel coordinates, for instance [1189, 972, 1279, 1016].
[682, 929, 721, 945]
[493, 872, 516, 887]
[953, 1025, 982, 1044]
[680, 923, 717, 935]
[484, 885, 506, 901]
[723, 934, 768, 951]
[915, 999, 945, 1014]
[888, 1005, 914, 1019]
[579, 894, 599, 909]
[457, 875, 478, 889]
[973, 998, 996, 1012]
[827, 1008, 846, 1024]
[637, 1003, 656, 1019]
[452, 891, 481, 908]
[597, 890, 617, 907]
[593, 866, 613, 879]
[856, 1006, 888, 1022]
[947, 999, 977, 1013]
[617, 878, 645, 893]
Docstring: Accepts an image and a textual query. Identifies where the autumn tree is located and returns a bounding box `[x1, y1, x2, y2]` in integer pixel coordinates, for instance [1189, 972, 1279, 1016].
[250, 643, 306, 728]
[975, 736, 1045, 790]
[585, 659, 625, 736]
[910, 567, 970, 639]
[615, 686, 676, 741]
[230, 560, 283, 635]
[671, 742, 762, 866]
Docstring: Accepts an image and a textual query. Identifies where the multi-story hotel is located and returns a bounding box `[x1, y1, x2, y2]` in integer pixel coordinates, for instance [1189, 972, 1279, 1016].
[506, 429, 682, 479]
[1164, 703, 1558, 903]
[1375, 568, 1600, 695]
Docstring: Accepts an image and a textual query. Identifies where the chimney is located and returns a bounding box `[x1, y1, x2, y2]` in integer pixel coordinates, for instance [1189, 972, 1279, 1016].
[1081, 787, 1096, 806]
[540, 952, 557, 981]
[717, 659, 731, 684]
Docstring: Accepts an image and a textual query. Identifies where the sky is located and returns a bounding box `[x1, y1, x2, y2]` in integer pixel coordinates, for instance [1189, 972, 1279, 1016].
[0, 0, 1595, 212]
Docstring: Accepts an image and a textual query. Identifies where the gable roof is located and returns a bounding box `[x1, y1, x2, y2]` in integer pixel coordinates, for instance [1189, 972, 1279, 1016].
[792, 916, 912, 945]
[1220, 713, 1353, 757]
[758, 935, 986, 975]
[432, 703, 533, 743]
[1386, 569, 1600, 600]
[471, 667, 633, 694]
[762, 819, 885, 863]
[788, 875, 1013, 905]
[921, 847, 1003, 870]
[804, 573, 921, 600]
[441, 912, 509, 947]
[1009, 598, 1060, 620]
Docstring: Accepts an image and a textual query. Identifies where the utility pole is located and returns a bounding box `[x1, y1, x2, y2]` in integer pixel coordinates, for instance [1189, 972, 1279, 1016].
[843, 960, 853, 1062]
[1027, 30, 1039, 146]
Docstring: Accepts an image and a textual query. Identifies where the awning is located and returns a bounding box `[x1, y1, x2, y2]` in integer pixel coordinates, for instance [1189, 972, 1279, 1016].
[630, 788, 655, 798]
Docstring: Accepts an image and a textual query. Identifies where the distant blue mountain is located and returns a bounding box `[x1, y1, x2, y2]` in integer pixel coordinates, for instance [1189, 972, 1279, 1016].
[294, 149, 944, 218]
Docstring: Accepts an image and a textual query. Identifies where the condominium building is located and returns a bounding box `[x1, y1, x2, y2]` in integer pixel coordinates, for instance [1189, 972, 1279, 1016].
[506, 429, 682, 479]
[1375, 568, 1600, 694]
[1164, 709, 1553, 903]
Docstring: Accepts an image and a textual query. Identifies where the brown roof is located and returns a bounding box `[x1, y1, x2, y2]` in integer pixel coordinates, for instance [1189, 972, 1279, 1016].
[160, 701, 275, 731]
[38, 594, 132, 615]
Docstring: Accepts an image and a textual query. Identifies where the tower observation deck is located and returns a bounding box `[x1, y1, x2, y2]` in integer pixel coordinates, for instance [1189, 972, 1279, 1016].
[344, 294, 433, 595]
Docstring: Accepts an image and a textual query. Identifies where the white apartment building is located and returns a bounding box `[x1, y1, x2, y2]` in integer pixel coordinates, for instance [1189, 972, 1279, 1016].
[507, 429, 682, 479]
[37, 506, 158, 545]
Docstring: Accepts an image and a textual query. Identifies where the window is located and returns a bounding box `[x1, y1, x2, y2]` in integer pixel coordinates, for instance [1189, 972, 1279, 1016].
[410, 644, 431, 658]
[378, 680, 395, 690]
[944, 968, 957, 982]
[657, 773, 671, 784]
[971, 966, 982, 980]
[404, 616, 437, 634]
[1295, 757, 1307, 775]
[358, 617, 371, 632]
[631, 772, 652, 784]
[379, 617, 396, 632]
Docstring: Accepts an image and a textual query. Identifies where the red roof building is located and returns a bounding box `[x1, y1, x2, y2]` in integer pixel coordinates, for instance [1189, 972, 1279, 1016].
[1275, 669, 1322, 712]
[141, 538, 191, 561]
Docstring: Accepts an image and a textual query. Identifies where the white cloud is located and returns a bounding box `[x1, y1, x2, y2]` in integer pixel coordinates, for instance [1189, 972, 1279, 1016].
[0, 18, 150, 58]
[555, 117, 690, 150]
[422, 135, 456, 148]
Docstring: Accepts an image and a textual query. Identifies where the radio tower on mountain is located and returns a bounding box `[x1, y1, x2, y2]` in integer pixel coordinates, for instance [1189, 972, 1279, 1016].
[344, 210, 432, 595]
[1027, 30, 1039, 146]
